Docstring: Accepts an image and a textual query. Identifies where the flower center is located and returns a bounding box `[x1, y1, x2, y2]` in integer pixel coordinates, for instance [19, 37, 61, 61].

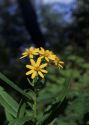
[44, 52, 50, 57]
[28, 51, 32, 55]
[34, 66, 40, 71]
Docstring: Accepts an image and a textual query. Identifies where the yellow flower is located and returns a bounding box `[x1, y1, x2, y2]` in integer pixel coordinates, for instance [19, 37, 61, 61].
[20, 47, 39, 59]
[54, 56, 64, 68]
[39, 47, 56, 62]
[26, 58, 48, 79]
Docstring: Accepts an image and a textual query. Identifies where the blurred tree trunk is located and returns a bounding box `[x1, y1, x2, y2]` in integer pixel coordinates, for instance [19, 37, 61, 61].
[18, 0, 46, 47]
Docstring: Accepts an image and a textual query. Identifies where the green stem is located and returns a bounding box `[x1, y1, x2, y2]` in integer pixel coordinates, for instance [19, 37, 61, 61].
[34, 94, 37, 122]
[33, 84, 37, 125]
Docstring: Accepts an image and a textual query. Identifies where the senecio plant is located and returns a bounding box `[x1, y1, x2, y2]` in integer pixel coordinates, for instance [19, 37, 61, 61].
[20, 47, 64, 124]
[0, 47, 68, 125]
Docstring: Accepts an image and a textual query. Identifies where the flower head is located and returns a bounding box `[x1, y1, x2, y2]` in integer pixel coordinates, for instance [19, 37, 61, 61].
[20, 46, 64, 79]
[39, 47, 55, 62]
[20, 47, 39, 59]
[26, 58, 48, 79]
[54, 56, 64, 68]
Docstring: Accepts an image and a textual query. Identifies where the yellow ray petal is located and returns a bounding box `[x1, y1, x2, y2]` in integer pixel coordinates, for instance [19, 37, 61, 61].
[34, 53, 39, 55]
[45, 57, 49, 62]
[26, 70, 34, 75]
[35, 48, 39, 52]
[20, 55, 27, 59]
[39, 56, 44, 59]
[25, 49, 29, 51]
[40, 63, 47, 68]
[22, 52, 27, 55]
[26, 65, 34, 69]
[31, 71, 37, 79]
[30, 47, 34, 51]
[30, 59, 35, 66]
[39, 50, 44, 55]
[36, 58, 41, 66]
[49, 55, 56, 60]
[41, 69, 48, 73]
[59, 61, 64, 64]
[40, 47, 44, 52]
[58, 64, 63, 68]
[38, 71, 44, 78]
[29, 55, 33, 58]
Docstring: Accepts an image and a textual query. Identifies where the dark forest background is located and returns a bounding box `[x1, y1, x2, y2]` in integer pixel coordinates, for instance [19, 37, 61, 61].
[0, 0, 89, 125]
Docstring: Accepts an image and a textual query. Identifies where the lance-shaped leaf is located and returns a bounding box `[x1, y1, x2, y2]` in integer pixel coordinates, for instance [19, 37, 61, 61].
[0, 86, 18, 118]
[0, 72, 32, 101]
[17, 100, 26, 119]
[9, 117, 33, 125]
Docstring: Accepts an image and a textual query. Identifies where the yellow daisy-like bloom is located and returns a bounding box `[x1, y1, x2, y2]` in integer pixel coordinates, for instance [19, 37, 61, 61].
[20, 47, 39, 59]
[39, 47, 56, 62]
[26, 58, 48, 79]
[20, 47, 64, 79]
[54, 56, 64, 68]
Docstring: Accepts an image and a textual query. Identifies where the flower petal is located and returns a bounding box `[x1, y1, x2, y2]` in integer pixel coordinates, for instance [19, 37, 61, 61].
[26, 65, 33, 69]
[36, 58, 41, 66]
[40, 63, 47, 68]
[35, 48, 39, 52]
[26, 70, 34, 75]
[41, 69, 48, 73]
[59, 61, 64, 64]
[34, 53, 39, 55]
[45, 57, 49, 62]
[38, 71, 44, 78]
[20, 55, 27, 59]
[30, 47, 34, 51]
[49, 55, 56, 60]
[31, 71, 37, 79]
[29, 54, 33, 58]
[40, 47, 44, 52]
[58, 64, 63, 68]
[39, 56, 44, 59]
[30, 59, 35, 66]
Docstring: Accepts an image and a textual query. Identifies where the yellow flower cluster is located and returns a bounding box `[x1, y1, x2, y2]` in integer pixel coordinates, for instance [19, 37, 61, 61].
[20, 47, 64, 79]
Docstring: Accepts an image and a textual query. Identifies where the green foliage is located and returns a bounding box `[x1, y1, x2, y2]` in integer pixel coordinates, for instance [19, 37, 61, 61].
[1, 44, 89, 125]
[0, 70, 70, 125]
[0, 73, 31, 101]
[0, 86, 18, 118]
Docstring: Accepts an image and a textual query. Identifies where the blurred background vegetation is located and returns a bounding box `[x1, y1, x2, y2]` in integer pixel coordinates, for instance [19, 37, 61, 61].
[0, 0, 89, 125]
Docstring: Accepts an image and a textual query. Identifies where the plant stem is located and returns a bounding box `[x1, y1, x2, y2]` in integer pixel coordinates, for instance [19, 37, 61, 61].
[34, 94, 37, 123]
[33, 84, 37, 125]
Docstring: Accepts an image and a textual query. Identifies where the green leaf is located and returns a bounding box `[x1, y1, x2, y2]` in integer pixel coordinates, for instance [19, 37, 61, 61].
[0, 86, 18, 117]
[17, 100, 26, 118]
[9, 117, 32, 125]
[0, 72, 31, 101]
[56, 75, 71, 102]
[26, 90, 36, 101]
[5, 110, 14, 122]
[39, 76, 71, 125]
[82, 63, 89, 69]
